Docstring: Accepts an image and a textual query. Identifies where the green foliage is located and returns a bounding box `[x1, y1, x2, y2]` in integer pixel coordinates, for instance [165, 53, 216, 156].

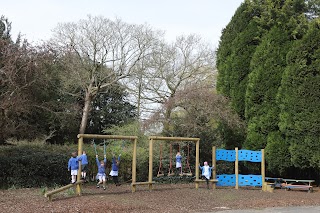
[0, 139, 150, 188]
[0, 142, 77, 189]
[265, 132, 292, 175]
[228, 14, 263, 118]
[0, 28, 81, 144]
[244, 1, 308, 150]
[87, 84, 137, 135]
[216, 0, 320, 178]
[102, 122, 149, 181]
[277, 20, 320, 169]
[245, 25, 291, 149]
[66, 187, 75, 196]
[217, 1, 259, 101]
[40, 186, 48, 195]
[153, 175, 195, 184]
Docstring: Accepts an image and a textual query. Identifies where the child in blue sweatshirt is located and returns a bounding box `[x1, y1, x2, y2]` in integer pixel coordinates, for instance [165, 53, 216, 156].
[96, 154, 107, 190]
[109, 154, 121, 186]
[80, 150, 89, 182]
[68, 152, 80, 184]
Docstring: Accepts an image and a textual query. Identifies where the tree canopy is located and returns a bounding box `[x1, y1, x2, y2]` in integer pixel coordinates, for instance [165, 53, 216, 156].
[217, 0, 320, 177]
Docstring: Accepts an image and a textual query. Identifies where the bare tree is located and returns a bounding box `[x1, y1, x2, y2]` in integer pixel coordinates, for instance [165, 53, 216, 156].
[49, 16, 159, 134]
[140, 35, 217, 134]
[144, 83, 244, 139]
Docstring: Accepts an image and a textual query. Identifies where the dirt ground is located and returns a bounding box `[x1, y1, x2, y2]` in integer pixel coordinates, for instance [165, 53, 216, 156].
[1, 183, 320, 213]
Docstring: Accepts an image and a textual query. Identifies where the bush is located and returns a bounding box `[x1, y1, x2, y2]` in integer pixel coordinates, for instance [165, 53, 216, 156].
[0, 141, 76, 189]
[0, 139, 150, 188]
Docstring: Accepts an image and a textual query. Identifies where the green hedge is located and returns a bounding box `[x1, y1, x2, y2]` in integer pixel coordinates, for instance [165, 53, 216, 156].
[0, 143, 76, 189]
[0, 141, 150, 189]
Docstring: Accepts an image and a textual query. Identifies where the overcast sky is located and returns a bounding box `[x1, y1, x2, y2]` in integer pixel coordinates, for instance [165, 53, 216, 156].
[2, 0, 243, 47]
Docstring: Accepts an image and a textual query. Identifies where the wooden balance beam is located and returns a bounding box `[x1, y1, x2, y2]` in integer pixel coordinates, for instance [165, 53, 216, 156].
[194, 179, 218, 189]
[45, 180, 84, 201]
[194, 179, 218, 183]
[130, 181, 156, 192]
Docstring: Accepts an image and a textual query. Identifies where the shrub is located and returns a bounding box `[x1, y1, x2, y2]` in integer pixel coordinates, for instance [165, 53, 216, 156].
[0, 142, 76, 188]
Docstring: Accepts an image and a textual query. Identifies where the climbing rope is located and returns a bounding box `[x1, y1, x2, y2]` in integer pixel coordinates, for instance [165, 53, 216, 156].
[157, 144, 164, 177]
[168, 143, 175, 176]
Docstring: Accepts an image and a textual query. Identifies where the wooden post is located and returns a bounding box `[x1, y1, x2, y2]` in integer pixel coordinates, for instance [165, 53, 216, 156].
[148, 138, 153, 191]
[132, 138, 137, 192]
[235, 147, 239, 190]
[195, 139, 200, 189]
[76, 136, 83, 195]
[261, 149, 265, 189]
[212, 146, 216, 189]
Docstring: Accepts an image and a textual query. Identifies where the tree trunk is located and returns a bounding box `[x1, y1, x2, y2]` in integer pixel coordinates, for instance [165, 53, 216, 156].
[79, 91, 92, 134]
[163, 100, 174, 136]
[0, 109, 5, 144]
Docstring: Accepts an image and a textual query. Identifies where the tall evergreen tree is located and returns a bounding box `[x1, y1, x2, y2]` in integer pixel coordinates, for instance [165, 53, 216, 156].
[244, 0, 308, 150]
[228, 17, 263, 118]
[277, 20, 320, 169]
[216, 1, 260, 98]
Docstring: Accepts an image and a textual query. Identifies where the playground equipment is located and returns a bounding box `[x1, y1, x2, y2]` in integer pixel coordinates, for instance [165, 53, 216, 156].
[157, 142, 192, 177]
[167, 143, 175, 176]
[93, 139, 107, 156]
[131, 136, 200, 192]
[193, 146, 218, 189]
[44, 134, 138, 201]
[157, 144, 165, 177]
[45, 180, 84, 201]
[181, 143, 193, 176]
[213, 147, 265, 189]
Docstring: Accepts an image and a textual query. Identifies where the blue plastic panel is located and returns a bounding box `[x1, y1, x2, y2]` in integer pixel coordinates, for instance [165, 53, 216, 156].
[238, 150, 261, 162]
[216, 150, 236, 162]
[238, 175, 262, 186]
[216, 174, 236, 186]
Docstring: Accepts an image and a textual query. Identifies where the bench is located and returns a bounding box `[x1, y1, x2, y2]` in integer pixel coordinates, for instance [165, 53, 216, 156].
[283, 184, 313, 192]
[194, 179, 218, 183]
[194, 179, 218, 189]
[130, 181, 156, 192]
[130, 181, 156, 186]
[281, 179, 314, 193]
[265, 177, 284, 188]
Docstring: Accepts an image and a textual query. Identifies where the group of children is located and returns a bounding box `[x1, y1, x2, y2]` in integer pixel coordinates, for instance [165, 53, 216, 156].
[69, 150, 213, 189]
[67, 150, 121, 190]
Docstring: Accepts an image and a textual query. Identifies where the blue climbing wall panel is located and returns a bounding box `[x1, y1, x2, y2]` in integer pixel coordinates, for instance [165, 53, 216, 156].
[238, 175, 262, 186]
[216, 174, 262, 187]
[216, 150, 236, 162]
[216, 148, 263, 188]
[216, 174, 236, 186]
[238, 150, 261, 162]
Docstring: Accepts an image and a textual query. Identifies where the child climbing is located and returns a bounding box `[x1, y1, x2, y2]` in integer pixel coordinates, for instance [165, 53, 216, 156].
[199, 161, 213, 189]
[176, 152, 182, 175]
[109, 154, 121, 186]
[96, 154, 107, 190]
[68, 152, 80, 184]
[80, 150, 89, 182]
